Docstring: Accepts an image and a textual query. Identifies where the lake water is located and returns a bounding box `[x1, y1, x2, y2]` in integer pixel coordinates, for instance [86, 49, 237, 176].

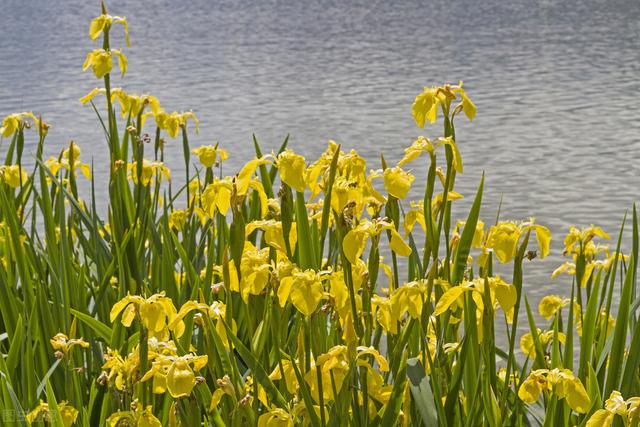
[2, 0, 639, 302]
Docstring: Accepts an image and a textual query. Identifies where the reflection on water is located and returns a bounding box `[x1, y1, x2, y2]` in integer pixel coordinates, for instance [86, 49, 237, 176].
[1, 0, 639, 300]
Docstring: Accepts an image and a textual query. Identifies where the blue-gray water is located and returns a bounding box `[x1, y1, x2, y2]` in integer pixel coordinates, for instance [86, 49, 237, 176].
[1, 0, 639, 302]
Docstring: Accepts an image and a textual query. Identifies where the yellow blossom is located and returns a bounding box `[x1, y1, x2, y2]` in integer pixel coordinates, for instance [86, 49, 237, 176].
[82, 48, 127, 79]
[343, 218, 411, 265]
[202, 177, 234, 217]
[485, 219, 551, 264]
[277, 149, 307, 192]
[258, 408, 294, 427]
[168, 209, 188, 231]
[165, 355, 208, 398]
[245, 220, 297, 254]
[564, 225, 610, 256]
[50, 333, 89, 354]
[154, 110, 198, 138]
[1, 165, 27, 188]
[586, 391, 640, 427]
[383, 166, 415, 199]
[128, 160, 170, 186]
[434, 276, 517, 341]
[45, 142, 91, 180]
[0, 112, 39, 137]
[398, 136, 434, 167]
[27, 400, 78, 427]
[518, 368, 589, 413]
[520, 329, 566, 359]
[278, 268, 325, 316]
[110, 293, 184, 338]
[106, 405, 162, 427]
[192, 144, 228, 168]
[89, 14, 131, 46]
[538, 295, 569, 320]
[412, 82, 476, 128]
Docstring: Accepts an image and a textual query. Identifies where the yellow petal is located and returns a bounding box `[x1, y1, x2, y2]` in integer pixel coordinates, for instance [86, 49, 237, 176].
[343, 229, 368, 265]
[89, 15, 108, 40]
[412, 89, 438, 128]
[289, 280, 323, 316]
[389, 229, 412, 257]
[278, 150, 307, 193]
[434, 286, 467, 316]
[79, 88, 105, 104]
[460, 93, 476, 121]
[585, 410, 614, 427]
[534, 225, 551, 258]
[166, 359, 195, 398]
[538, 295, 564, 320]
[563, 377, 590, 413]
[517, 374, 543, 403]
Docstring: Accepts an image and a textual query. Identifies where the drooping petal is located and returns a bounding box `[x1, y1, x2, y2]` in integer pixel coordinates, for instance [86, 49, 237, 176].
[434, 286, 467, 316]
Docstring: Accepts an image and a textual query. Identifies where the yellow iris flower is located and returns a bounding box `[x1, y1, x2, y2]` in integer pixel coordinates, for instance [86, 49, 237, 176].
[83, 48, 127, 79]
[257, 408, 294, 427]
[485, 219, 551, 264]
[128, 160, 170, 186]
[89, 14, 131, 46]
[586, 391, 640, 427]
[235, 242, 272, 302]
[80, 88, 161, 123]
[305, 346, 349, 401]
[538, 294, 570, 320]
[192, 144, 229, 168]
[235, 156, 272, 195]
[390, 279, 433, 320]
[327, 269, 364, 342]
[1, 165, 27, 188]
[277, 149, 307, 193]
[202, 177, 233, 217]
[45, 142, 91, 180]
[50, 333, 89, 355]
[383, 166, 415, 199]
[563, 225, 610, 256]
[27, 400, 78, 427]
[110, 292, 184, 338]
[412, 82, 476, 128]
[398, 136, 435, 167]
[245, 220, 297, 254]
[277, 268, 326, 316]
[552, 253, 625, 288]
[269, 358, 300, 395]
[153, 110, 198, 138]
[166, 355, 208, 398]
[106, 405, 162, 427]
[520, 329, 566, 359]
[168, 209, 187, 231]
[518, 368, 589, 414]
[434, 276, 517, 341]
[0, 112, 39, 138]
[342, 218, 411, 265]
[403, 201, 432, 236]
[371, 294, 398, 334]
[170, 300, 234, 349]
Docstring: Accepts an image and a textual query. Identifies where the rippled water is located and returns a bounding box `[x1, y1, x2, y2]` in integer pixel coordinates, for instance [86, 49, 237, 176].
[2, 0, 639, 300]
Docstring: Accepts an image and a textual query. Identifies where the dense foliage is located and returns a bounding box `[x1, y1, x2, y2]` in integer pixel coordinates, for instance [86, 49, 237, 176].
[0, 3, 638, 426]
